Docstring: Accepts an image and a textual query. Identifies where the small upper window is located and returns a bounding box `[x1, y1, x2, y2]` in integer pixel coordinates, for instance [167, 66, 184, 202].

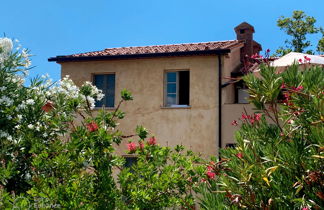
[93, 74, 115, 108]
[164, 71, 189, 107]
[234, 80, 249, 104]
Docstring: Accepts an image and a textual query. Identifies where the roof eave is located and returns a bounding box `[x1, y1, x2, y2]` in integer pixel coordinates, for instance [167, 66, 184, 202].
[48, 49, 232, 63]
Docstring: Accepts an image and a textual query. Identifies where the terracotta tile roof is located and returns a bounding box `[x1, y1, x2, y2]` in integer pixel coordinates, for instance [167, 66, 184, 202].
[49, 40, 243, 62]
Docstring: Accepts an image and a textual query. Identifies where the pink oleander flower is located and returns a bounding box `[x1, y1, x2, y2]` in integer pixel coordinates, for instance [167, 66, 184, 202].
[302, 207, 310, 210]
[254, 113, 262, 121]
[207, 165, 213, 171]
[127, 142, 137, 153]
[280, 83, 286, 89]
[304, 56, 311, 62]
[148, 136, 156, 145]
[295, 85, 303, 91]
[242, 113, 248, 120]
[206, 171, 216, 179]
[266, 49, 270, 53]
[41, 101, 54, 112]
[139, 141, 144, 150]
[236, 153, 243, 159]
[86, 122, 99, 132]
[231, 120, 238, 126]
[298, 58, 303, 63]
[249, 118, 255, 124]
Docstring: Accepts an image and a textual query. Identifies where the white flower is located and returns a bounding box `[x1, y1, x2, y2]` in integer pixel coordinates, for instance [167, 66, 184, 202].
[0, 37, 13, 54]
[17, 103, 26, 110]
[17, 115, 22, 121]
[0, 96, 13, 106]
[15, 125, 21, 129]
[0, 86, 7, 91]
[27, 124, 34, 129]
[0, 130, 9, 138]
[25, 99, 35, 105]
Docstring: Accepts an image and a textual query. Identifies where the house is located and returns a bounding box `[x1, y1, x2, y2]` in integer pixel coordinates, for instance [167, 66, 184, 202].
[48, 22, 262, 157]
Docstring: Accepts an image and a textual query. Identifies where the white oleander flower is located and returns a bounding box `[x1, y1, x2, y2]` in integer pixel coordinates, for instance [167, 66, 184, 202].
[0, 37, 13, 54]
[0, 86, 7, 91]
[25, 99, 35, 105]
[0, 95, 13, 106]
[27, 124, 34, 129]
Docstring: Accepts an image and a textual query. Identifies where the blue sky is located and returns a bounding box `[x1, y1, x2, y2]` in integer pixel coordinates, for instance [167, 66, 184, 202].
[1, 0, 323, 82]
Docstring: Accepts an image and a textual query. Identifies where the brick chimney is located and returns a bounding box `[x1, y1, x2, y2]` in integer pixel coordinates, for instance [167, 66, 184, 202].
[234, 22, 261, 59]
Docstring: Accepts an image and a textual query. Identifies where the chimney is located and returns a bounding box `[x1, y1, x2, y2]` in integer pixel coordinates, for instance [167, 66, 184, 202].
[234, 22, 258, 59]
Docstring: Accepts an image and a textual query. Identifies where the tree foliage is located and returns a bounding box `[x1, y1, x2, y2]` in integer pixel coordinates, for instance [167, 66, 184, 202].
[276, 10, 323, 56]
[198, 63, 324, 209]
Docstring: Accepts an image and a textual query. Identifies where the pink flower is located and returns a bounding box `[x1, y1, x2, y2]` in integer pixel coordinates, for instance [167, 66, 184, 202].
[280, 83, 286, 89]
[206, 171, 216, 179]
[41, 101, 54, 112]
[138, 141, 144, 150]
[304, 56, 311, 62]
[231, 120, 238, 126]
[254, 113, 262, 121]
[148, 137, 156, 145]
[266, 49, 270, 53]
[86, 122, 99, 132]
[298, 58, 303, 63]
[295, 85, 303, 91]
[249, 118, 255, 124]
[302, 207, 310, 210]
[236, 153, 243, 159]
[207, 166, 213, 171]
[241, 113, 248, 120]
[127, 142, 137, 153]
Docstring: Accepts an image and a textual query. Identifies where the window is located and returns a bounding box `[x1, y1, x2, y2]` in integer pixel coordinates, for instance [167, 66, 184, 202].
[124, 156, 138, 168]
[235, 80, 249, 104]
[164, 71, 190, 107]
[93, 74, 115, 108]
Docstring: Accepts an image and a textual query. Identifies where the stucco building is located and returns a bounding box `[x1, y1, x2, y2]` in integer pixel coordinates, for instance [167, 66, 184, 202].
[49, 22, 262, 157]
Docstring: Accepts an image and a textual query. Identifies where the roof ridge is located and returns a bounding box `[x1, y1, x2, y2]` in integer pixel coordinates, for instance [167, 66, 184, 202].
[104, 40, 239, 50]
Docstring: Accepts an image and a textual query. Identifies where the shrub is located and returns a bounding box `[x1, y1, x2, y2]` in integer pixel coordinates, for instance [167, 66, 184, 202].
[118, 140, 205, 209]
[198, 64, 324, 209]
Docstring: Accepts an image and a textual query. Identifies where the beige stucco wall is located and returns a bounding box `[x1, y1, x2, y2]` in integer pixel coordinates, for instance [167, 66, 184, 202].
[60, 55, 221, 157]
[222, 47, 241, 104]
[222, 104, 255, 146]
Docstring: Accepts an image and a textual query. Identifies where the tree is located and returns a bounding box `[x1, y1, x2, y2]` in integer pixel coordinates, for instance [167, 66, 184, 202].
[276, 10, 323, 56]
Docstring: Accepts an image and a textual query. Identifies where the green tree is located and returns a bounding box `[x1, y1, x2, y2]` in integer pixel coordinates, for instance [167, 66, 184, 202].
[276, 10, 322, 56]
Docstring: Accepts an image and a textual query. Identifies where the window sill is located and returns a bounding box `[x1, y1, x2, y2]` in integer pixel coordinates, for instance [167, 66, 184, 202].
[161, 105, 191, 109]
[93, 107, 116, 110]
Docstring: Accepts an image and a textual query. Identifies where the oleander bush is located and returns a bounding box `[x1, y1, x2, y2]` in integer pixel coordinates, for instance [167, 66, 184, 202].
[0, 37, 205, 209]
[197, 63, 324, 209]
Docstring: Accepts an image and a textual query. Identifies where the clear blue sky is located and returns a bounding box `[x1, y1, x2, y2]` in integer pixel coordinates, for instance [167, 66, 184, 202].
[1, 0, 323, 82]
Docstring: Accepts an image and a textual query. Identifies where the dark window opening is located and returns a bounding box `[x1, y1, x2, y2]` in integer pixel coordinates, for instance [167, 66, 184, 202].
[235, 80, 249, 104]
[165, 71, 190, 107]
[93, 74, 115, 108]
[225, 143, 237, 148]
[179, 71, 189, 105]
[240, 29, 245, 34]
[124, 156, 137, 168]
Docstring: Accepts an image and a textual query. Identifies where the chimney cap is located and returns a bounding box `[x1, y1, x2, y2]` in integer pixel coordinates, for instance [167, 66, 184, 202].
[234, 22, 255, 33]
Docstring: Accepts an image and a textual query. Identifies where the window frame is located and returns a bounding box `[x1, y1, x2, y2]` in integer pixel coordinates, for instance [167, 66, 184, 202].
[163, 69, 190, 108]
[92, 72, 116, 108]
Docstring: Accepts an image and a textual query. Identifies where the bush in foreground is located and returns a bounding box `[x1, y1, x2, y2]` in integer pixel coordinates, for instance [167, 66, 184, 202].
[198, 63, 324, 209]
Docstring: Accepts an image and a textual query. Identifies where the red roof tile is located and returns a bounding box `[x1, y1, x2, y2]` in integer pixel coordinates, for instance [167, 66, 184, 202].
[49, 40, 243, 62]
